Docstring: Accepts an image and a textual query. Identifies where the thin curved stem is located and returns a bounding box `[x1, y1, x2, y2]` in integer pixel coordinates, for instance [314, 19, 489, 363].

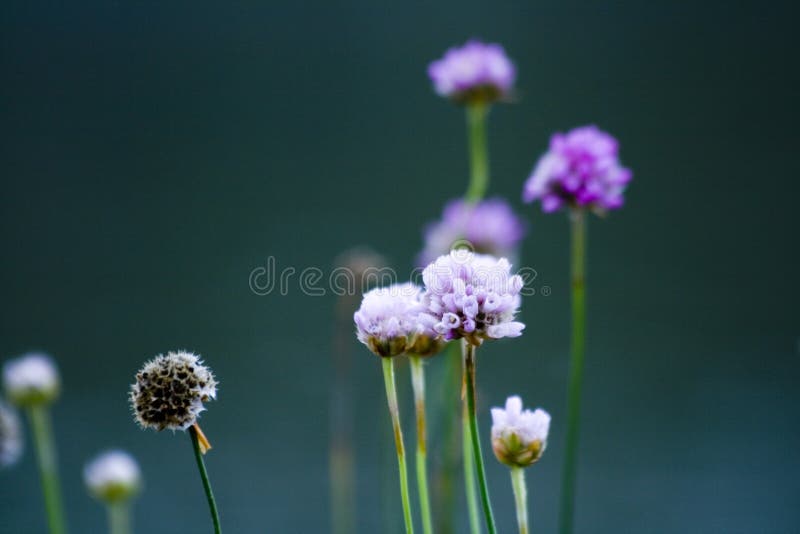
[465, 102, 490, 202]
[463, 400, 481, 534]
[410, 357, 434, 534]
[511, 467, 529, 534]
[559, 209, 587, 534]
[383, 357, 415, 534]
[464, 343, 497, 534]
[28, 405, 67, 534]
[190, 425, 222, 534]
[107, 502, 131, 534]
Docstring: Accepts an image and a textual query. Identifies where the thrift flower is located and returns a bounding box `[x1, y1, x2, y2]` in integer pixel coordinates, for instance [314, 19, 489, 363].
[422, 251, 525, 345]
[3, 352, 60, 406]
[354, 283, 444, 358]
[417, 198, 526, 267]
[523, 125, 632, 213]
[84, 450, 142, 503]
[0, 401, 23, 467]
[491, 396, 550, 468]
[428, 40, 515, 103]
[130, 351, 217, 431]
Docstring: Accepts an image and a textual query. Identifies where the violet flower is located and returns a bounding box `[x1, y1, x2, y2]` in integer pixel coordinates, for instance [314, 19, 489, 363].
[428, 40, 515, 103]
[523, 125, 632, 213]
[422, 251, 525, 346]
[417, 198, 526, 267]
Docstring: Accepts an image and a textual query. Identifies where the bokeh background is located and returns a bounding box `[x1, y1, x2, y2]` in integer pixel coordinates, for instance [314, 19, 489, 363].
[1, 1, 798, 532]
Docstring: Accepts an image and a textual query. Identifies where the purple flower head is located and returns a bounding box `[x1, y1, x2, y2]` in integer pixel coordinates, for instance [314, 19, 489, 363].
[417, 198, 527, 268]
[428, 40, 516, 104]
[422, 251, 525, 346]
[522, 125, 632, 214]
[354, 283, 444, 358]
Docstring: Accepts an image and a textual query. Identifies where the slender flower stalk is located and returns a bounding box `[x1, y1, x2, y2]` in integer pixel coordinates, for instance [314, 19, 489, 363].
[3, 353, 66, 534]
[465, 102, 489, 202]
[463, 343, 496, 534]
[510, 467, 528, 534]
[107, 503, 131, 534]
[434, 342, 462, 534]
[462, 391, 481, 534]
[409, 356, 434, 534]
[383, 358, 415, 534]
[28, 405, 67, 534]
[190, 425, 222, 534]
[560, 209, 586, 534]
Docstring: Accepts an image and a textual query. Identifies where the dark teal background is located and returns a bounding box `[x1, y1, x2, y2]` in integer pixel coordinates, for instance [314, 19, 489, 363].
[1, 1, 798, 532]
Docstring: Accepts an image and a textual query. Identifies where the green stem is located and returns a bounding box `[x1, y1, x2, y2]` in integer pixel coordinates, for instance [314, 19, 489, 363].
[465, 102, 490, 202]
[511, 467, 529, 534]
[190, 426, 222, 534]
[410, 357, 434, 534]
[107, 502, 131, 534]
[435, 343, 461, 534]
[559, 208, 587, 534]
[28, 405, 67, 534]
[462, 398, 481, 534]
[463, 343, 497, 534]
[382, 357, 415, 534]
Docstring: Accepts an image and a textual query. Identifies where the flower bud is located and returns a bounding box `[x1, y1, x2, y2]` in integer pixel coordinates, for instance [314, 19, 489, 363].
[2, 353, 60, 407]
[84, 450, 142, 503]
[491, 396, 550, 468]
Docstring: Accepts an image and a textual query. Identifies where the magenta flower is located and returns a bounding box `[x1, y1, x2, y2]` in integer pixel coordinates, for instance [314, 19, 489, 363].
[417, 198, 526, 267]
[428, 40, 515, 103]
[522, 125, 632, 213]
[422, 252, 525, 346]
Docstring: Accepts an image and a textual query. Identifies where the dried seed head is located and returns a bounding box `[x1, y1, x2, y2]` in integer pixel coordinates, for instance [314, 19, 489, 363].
[0, 401, 23, 468]
[84, 450, 142, 503]
[130, 351, 217, 431]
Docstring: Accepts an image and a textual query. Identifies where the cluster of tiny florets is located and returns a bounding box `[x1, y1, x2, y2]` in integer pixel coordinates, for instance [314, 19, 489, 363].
[354, 283, 443, 358]
[491, 396, 551, 468]
[130, 351, 217, 431]
[0, 401, 23, 468]
[523, 125, 632, 213]
[84, 450, 142, 503]
[422, 252, 525, 346]
[428, 40, 516, 103]
[2, 352, 60, 407]
[417, 198, 526, 267]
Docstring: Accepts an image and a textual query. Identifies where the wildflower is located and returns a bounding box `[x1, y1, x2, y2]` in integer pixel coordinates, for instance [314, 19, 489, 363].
[130, 351, 217, 431]
[84, 450, 142, 503]
[523, 125, 632, 214]
[0, 402, 23, 467]
[354, 283, 443, 358]
[422, 251, 525, 345]
[3, 353, 60, 407]
[491, 396, 550, 468]
[417, 198, 526, 267]
[428, 40, 516, 104]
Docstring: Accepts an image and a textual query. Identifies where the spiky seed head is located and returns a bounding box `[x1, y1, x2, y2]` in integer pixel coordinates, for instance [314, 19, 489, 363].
[130, 351, 217, 431]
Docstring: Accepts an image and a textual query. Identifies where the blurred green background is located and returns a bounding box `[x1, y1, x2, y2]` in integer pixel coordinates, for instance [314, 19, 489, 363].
[1, 1, 798, 532]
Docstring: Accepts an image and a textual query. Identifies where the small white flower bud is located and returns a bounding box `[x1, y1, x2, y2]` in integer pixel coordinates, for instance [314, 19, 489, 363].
[491, 396, 550, 468]
[2, 353, 60, 407]
[84, 450, 142, 503]
[0, 401, 23, 467]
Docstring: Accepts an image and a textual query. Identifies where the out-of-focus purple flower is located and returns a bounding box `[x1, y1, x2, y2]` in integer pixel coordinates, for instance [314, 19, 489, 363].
[523, 125, 632, 213]
[428, 40, 515, 103]
[417, 198, 526, 268]
[354, 283, 444, 358]
[422, 251, 525, 346]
